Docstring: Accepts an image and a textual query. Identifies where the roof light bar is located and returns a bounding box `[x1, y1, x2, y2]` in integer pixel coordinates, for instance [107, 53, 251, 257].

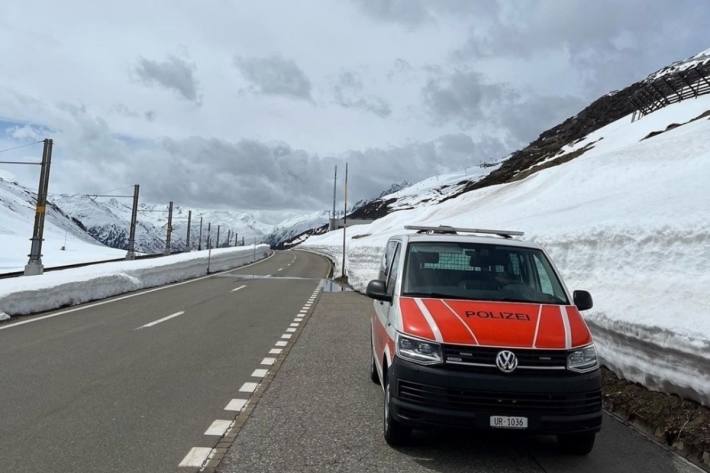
[404, 225, 524, 239]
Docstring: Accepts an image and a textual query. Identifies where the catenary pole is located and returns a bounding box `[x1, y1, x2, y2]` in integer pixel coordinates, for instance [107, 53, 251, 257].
[164, 201, 173, 255]
[198, 217, 203, 251]
[186, 210, 192, 250]
[25, 139, 53, 275]
[341, 162, 348, 279]
[126, 184, 140, 260]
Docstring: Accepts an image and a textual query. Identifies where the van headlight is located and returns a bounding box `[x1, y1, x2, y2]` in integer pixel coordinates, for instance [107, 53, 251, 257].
[396, 333, 442, 365]
[567, 345, 599, 373]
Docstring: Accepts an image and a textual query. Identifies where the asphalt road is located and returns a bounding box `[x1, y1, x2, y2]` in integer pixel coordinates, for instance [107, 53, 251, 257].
[218, 291, 703, 473]
[0, 249, 330, 473]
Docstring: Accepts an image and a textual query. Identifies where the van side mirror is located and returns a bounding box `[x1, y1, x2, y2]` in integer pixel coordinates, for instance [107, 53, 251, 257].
[573, 290, 593, 311]
[366, 280, 392, 303]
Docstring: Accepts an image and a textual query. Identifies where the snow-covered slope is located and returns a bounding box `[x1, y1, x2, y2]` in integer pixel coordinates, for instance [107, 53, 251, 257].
[266, 210, 331, 248]
[302, 95, 710, 405]
[0, 178, 124, 272]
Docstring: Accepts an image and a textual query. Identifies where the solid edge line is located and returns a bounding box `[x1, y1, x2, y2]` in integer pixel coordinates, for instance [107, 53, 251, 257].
[0, 251, 276, 331]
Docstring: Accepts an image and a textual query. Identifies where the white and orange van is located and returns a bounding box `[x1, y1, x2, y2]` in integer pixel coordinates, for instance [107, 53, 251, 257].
[367, 226, 601, 454]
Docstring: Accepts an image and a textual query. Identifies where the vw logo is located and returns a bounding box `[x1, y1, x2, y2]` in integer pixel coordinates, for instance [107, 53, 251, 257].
[495, 350, 518, 373]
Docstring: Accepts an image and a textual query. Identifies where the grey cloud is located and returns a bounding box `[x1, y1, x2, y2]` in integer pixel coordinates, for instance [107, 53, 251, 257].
[423, 70, 513, 126]
[351, 0, 498, 27]
[135, 55, 200, 103]
[47, 106, 506, 210]
[456, 0, 710, 95]
[235, 55, 312, 100]
[333, 71, 391, 118]
[423, 69, 585, 144]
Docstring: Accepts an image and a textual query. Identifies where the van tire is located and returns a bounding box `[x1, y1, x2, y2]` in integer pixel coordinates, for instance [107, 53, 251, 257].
[557, 432, 596, 455]
[383, 374, 410, 446]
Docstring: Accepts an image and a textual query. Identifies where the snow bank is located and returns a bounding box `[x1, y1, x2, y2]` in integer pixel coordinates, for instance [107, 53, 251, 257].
[0, 245, 270, 317]
[302, 96, 710, 405]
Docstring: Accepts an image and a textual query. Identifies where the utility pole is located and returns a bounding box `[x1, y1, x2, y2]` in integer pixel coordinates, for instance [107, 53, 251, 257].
[164, 201, 173, 255]
[341, 162, 348, 279]
[226, 229, 231, 248]
[235, 232, 238, 247]
[126, 184, 140, 260]
[198, 217, 203, 251]
[25, 139, 53, 276]
[186, 210, 192, 251]
[216, 225, 221, 249]
[331, 164, 337, 230]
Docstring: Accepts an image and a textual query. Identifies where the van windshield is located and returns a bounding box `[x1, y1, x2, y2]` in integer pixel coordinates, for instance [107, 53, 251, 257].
[402, 242, 569, 305]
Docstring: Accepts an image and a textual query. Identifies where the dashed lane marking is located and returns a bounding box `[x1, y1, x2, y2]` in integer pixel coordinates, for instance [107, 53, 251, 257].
[289, 323, 299, 327]
[275, 340, 288, 347]
[179, 447, 213, 468]
[224, 399, 248, 412]
[281, 333, 293, 340]
[239, 382, 258, 393]
[251, 368, 269, 378]
[269, 348, 282, 354]
[286, 328, 296, 333]
[136, 311, 185, 329]
[204, 420, 233, 436]
[261, 357, 276, 365]
[231, 285, 247, 293]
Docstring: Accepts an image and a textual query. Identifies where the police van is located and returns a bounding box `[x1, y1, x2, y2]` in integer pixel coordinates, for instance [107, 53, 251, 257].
[367, 226, 601, 454]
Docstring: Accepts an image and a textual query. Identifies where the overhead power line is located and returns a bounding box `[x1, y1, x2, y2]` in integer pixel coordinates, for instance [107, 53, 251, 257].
[0, 140, 43, 155]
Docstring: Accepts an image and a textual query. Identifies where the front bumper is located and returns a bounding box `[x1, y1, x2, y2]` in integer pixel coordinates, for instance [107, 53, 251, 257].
[389, 357, 602, 434]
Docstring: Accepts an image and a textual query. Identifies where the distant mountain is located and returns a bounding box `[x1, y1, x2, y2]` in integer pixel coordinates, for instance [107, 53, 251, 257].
[53, 195, 276, 253]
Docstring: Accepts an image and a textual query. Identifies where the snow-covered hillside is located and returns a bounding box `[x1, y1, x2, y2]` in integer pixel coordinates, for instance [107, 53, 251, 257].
[0, 178, 124, 272]
[302, 95, 710, 406]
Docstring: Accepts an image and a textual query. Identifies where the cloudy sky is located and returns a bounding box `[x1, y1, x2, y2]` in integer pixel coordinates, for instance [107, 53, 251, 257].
[0, 0, 708, 220]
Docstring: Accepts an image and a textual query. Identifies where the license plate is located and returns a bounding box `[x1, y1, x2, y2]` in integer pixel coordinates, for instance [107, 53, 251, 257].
[489, 415, 528, 429]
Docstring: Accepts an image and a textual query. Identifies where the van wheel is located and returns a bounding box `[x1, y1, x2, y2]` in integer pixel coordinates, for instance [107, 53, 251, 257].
[383, 375, 410, 446]
[557, 433, 596, 455]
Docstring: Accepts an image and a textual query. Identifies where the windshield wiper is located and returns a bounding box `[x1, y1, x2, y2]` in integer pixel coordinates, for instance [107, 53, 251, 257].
[403, 292, 468, 300]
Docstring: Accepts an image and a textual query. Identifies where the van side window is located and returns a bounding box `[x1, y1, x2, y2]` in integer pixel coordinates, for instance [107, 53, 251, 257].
[386, 243, 401, 296]
[381, 241, 397, 280]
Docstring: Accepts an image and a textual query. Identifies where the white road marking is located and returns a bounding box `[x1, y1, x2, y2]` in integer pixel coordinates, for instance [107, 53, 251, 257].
[277, 267, 283, 271]
[0, 252, 276, 332]
[294, 318, 304, 322]
[179, 447, 213, 468]
[239, 382, 258, 393]
[231, 285, 247, 293]
[224, 399, 248, 412]
[261, 357, 277, 365]
[299, 310, 307, 314]
[275, 340, 288, 347]
[251, 368, 268, 378]
[269, 348, 282, 355]
[286, 327, 296, 333]
[281, 333, 293, 339]
[289, 323, 299, 327]
[136, 311, 185, 329]
[204, 419, 233, 436]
